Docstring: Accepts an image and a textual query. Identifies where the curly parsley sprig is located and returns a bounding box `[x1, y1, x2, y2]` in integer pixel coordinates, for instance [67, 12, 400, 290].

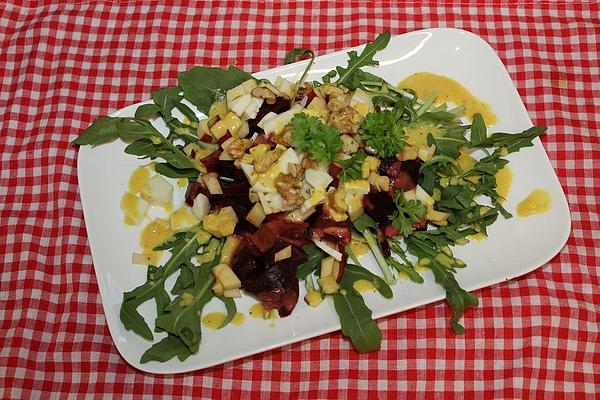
[290, 113, 343, 163]
[359, 109, 406, 157]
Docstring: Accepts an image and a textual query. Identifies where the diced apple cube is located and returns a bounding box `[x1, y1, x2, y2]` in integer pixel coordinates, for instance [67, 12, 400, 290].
[140, 175, 173, 205]
[304, 290, 323, 307]
[220, 235, 241, 265]
[212, 263, 242, 290]
[120, 192, 149, 225]
[320, 257, 335, 278]
[192, 193, 210, 220]
[274, 245, 292, 262]
[318, 276, 340, 294]
[213, 281, 224, 295]
[223, 288, 242, 298]
[203, 206, 238, 237]
[245, 202, 266, 227]
[170, 206, 199, 232]
[201, 172, 223, 195]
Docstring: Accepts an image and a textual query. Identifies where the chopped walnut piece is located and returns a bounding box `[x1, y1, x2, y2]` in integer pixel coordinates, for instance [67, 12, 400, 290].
[254, 147, 284, 173]
[340, 134, 360, 154]
[271, 126, 293, 146]
[226, 138, 253, 159]
[328, 188, 348, 213]
[300, 156, 318, 170]
[295, 84, 315, 102]
[326, 92, 350, 112]
[287, 163, 303, 178]
[327, 106, 362, 135]
[275, 173, 304, 207]
[251, 86, 278, 105]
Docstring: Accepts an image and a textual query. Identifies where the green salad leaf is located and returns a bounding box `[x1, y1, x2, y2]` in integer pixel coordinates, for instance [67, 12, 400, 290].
[120, 232, 200, 341]
[154, 265, 215, 353]
[332, 289, 382, 352]
[178, 65, 254, 114]
[284, 48, 314, 65]
[217, 296, 238, 329]
[324, 31, 391, 89]
[342, 263, 393, 299]
[390, 193, 427, 238]
[406, 236, 479, 334]
[140, 334, 193, 364]
[337, 151, 367, 183]
[296, 244, 325, 279]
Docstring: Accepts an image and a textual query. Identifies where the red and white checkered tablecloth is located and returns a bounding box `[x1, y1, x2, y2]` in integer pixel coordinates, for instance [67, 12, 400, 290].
[1, 0, 598, 398]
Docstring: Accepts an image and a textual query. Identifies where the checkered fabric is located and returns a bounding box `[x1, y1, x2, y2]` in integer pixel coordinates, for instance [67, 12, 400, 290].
[1, 0, 598, 398]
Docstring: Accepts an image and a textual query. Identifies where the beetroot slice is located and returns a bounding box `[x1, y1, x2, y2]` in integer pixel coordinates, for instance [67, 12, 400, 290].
[233, 238, 308, 318]
[247, 96, 291, 136]
[363, 191, 396, 225]
[250, 220, 309, 253]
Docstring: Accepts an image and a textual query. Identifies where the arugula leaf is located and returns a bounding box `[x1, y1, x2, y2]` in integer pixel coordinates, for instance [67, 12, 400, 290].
[410, 226, 475, 248]
[427, 126, 469, 158]
[390, 192, 427, 237]
[341, 263, 393, 299]
[75, 116, 197, 176]
[407, 236, 478, 334]
[178, 65, 254, 115]
[135, 104, 161, 119]
[284, 48, 314, 65]
[337, 151, 366, 183]
[352, 213, 378, 233]
[171, 263, 195, 295]
[387, 238, 424, 283]
[325, 31, 391, 89]
[152, 86, 183, 122]
[297, 244, 325, 279]
[72, 116, 121, 145]
[481, 126, 547, 153]
[151, 86, 200, 126]
[332, 289, 382, 352]
[352, 215, 395, 285]
[140, 334, 193, 364]
[154, 163, 199, 179]
[217, 296, 237, 329]
[290, 113, 343, 163]
[155, 263, 216, 353]
[359, 109, 406, 157]
[422, 110, 458, 122]
[388, 257, 424, 284]
[469, 113, 487, 147]
[120, 232, 200, 340]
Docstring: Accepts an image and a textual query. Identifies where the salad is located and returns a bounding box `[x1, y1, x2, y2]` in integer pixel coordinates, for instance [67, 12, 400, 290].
[74, 32, 546, 363]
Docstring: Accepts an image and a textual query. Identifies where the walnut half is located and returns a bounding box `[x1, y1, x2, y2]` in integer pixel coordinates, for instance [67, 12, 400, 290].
[226, 138, 253, 159]
[275, 173, 304, 207]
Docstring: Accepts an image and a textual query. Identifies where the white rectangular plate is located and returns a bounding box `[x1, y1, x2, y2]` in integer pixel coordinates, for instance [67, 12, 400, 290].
[77, 28, 570, 374]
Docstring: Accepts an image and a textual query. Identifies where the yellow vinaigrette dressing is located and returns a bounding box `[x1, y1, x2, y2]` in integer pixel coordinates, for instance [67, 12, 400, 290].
[120, 192, 144, 226]
[139, 218, 173, 265]
[249, 302, 276, 320]
[128, 165, 153, 193]
[121, 165, 155, 226]
[353, 279, 376, 293]
[517, 189, 552, 217]
[348, 240, 369, 257]
[202, 312, 245, 329]
[496, 166, 513, 202]
[398, 72, 498, 125]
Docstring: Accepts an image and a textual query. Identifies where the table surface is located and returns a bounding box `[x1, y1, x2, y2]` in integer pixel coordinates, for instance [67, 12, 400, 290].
[1, 1, 598, 398]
